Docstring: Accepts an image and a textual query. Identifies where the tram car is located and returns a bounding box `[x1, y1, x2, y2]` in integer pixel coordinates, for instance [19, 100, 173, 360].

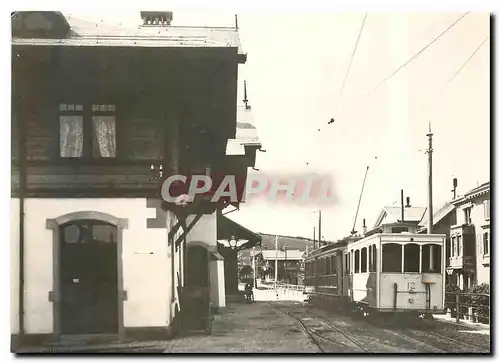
[304, 217, 446, 317]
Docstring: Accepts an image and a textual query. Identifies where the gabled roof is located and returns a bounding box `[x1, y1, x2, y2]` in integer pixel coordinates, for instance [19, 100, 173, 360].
[12, 11, 244, 54]
[452, 181, 490, 205]
[373, 206, 427, 228]
[419, 201, 455, 231]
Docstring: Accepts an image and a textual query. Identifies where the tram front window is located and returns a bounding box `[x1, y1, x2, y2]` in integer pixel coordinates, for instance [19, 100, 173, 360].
[403, 243, 420, 273]
[422, 244, 442, 273]
[382, 243, 402, 273]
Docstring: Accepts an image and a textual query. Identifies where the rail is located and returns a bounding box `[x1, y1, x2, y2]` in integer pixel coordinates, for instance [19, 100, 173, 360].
[445, 291, 490, 324]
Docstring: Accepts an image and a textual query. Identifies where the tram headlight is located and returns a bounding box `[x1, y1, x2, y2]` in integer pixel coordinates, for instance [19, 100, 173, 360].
[408, 298, 414, 304]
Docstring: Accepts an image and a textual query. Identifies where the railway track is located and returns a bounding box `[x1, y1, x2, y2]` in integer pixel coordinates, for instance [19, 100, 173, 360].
[271, 302, 490, 353]
[413, 330, 488, 353]
[381, 329, 446, 353]
[358, 309, 489, 353]
[270, 303, 367, 353]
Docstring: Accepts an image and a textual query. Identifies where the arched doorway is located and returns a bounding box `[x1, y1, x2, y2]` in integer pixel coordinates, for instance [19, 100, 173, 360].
[59, 220, 118, 335]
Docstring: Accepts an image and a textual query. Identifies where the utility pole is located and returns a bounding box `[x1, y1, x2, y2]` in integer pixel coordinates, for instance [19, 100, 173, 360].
[318, 210, 322, 247]
[426, 124, 434, 234]
[252, 246, 257, 288]
[313, 226, 316, 251]
[284, 247, 288, 284]
[426, 124, 435, 273]
[401, 189, 404, 223]
[274, 235, 279, 291]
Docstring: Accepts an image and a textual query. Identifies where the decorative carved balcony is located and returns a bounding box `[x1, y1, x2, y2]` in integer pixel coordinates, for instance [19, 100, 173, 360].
[450, 223, 475, 236]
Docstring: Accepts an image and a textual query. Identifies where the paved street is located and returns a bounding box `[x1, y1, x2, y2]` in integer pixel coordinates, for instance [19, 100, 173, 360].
[20, 286, 489, 354]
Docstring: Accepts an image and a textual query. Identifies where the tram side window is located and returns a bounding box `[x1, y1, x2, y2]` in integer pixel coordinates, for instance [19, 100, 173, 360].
[361, 247, 367, 273]
[326, 257, 330, 275]
[422, 244, 442, 273]
[354, 250, 360, 273]
[331, 256, 336, 273]
[368, 246, 372, 271]
[372, 245, 377, 272]
[382, 243, 402, 273]
[403, 243, 420, 272]
[346, 253, 350, 274]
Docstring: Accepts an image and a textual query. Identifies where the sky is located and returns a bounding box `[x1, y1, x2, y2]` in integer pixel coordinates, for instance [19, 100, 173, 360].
[63, 11, 490, 241]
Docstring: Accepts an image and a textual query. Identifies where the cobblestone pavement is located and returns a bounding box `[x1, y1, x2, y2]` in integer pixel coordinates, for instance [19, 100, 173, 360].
[16, 290, 490, 353]
[161, 301, 319, 353]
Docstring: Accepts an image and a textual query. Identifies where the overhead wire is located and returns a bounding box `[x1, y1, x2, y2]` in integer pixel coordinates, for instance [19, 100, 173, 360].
[365, 12, 470, 97]
[306, 13, 368, 169]
[435, 36, 489, 99]
[416, 35, 489, 129]
[338, 12, 368, 102]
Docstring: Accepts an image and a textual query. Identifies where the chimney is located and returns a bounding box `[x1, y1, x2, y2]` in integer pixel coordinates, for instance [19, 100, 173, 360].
[405, 197, 411, 207]
[452, 178, 458, 199]
[362, 218, 367, 235]
[141, 11, 173, 26]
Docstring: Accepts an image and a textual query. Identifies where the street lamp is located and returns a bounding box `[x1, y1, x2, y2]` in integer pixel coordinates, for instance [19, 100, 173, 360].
[229, 236, 238, 250]
[229, 236, 239, 291]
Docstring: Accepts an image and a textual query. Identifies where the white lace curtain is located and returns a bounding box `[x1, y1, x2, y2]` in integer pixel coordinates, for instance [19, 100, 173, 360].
[92, 116, 116, 157]
[60, 116, 83, 157]
[59, 115, 116, 158]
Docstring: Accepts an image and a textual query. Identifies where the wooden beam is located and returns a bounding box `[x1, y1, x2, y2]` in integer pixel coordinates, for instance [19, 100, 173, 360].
[173, 212, 204, 248]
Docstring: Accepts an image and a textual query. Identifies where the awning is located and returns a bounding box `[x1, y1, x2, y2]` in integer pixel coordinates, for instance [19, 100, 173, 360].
[217, 213, 261, 251]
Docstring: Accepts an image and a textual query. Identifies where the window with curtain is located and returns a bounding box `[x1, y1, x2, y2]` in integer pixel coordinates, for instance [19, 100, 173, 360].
[59, 104, 84, 157]
[92, 116, 116, 157]
[59, 104, 117, 158]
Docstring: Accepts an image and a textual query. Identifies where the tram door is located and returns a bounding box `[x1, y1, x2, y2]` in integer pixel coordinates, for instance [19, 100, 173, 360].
[336, 254, 343, 296]
[341, 252, 348, 297]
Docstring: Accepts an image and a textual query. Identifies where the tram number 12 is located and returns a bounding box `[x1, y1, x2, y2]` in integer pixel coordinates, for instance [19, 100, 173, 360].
[407, 282, 416, 290]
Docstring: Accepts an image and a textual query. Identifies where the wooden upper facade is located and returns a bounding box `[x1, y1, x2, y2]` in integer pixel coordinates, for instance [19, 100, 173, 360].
[11, 11, 259, 201]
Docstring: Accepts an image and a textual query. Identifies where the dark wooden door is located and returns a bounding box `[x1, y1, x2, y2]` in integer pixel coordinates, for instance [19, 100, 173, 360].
[60, 221, 118, 334]
[186, 246, 209, 287]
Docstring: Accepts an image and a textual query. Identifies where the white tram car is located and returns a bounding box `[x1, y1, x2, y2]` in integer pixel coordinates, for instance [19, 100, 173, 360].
[304, 220, 446, 317]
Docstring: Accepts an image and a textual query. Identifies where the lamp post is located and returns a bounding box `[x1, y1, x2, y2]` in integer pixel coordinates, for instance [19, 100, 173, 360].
[229, 236, 238, 292]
